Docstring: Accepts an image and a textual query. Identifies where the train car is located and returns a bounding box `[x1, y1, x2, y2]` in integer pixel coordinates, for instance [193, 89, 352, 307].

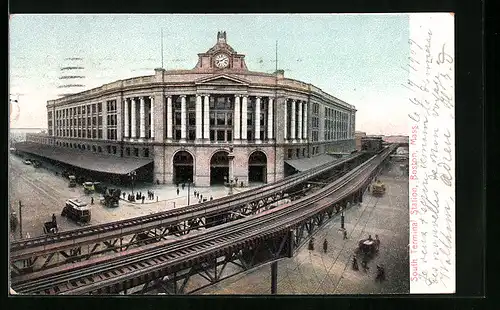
[361, 136, 383, 153]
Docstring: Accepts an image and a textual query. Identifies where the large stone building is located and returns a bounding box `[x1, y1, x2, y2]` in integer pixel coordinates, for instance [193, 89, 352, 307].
[24, 31, 356, 186]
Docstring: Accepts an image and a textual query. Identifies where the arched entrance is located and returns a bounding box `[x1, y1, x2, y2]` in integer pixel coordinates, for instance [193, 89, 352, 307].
[173, 151, 194, 184]
[248, 151, 267, 183]
[210, 151, 229, 185]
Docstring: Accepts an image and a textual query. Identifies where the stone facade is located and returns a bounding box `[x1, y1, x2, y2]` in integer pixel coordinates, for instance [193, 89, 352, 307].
[34, 31, 356, 186]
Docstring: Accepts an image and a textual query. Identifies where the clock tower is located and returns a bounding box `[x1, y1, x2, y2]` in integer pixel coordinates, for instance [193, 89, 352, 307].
[194, 31, 249, 71]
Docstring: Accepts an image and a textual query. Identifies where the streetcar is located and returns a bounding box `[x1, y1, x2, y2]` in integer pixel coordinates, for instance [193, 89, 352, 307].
[61, 198, 91, 223]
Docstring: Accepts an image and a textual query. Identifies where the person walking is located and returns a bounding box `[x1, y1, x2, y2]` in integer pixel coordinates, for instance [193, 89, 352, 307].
[343, 229, 348, 240]
[352, 255, 359, 270]
[323, 239, 328, 253]
[90, 196, 94, 205]
[141, 196, 145, 204]
[176, 188, 180, 195]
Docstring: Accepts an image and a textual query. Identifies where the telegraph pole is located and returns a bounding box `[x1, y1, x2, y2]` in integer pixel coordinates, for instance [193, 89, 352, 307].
[18, 201, 22, 239]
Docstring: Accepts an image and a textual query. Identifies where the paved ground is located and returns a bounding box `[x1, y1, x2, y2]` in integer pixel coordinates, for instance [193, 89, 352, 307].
[194, 159, 409, 295]
[8, 153, 260, 241]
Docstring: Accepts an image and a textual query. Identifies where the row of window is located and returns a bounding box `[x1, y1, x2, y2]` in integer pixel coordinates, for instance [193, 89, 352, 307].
[54, 140, 150, 158]
[287, 147, 308, 160]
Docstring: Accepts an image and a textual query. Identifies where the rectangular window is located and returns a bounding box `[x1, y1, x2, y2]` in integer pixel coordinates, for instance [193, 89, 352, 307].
[98, 116, 102, 125]
[188, 112, 196, 126]
[98, 130, 102, 139]
[247, 131, 253, 141]
[227, 130, 232, 141]
[126, 147, 130, 156]
[260, 113, 265, 126]
[210, 130, 215, 141]
[287, 149, 293, 159]
[209, 113, 215, 125]
[227, 113, 232, 126]
[175, 130, 181, 140]
[175, 112, 181, 125]
[134, 148, 139, 157]
[217, 130, 225, 141]
[188, 129, 195, 141]
[112, 146, 117, 154]
[217, 113, 225, 125]
[98, 102, 102, 113]
[247, 114, 253, 126]
[144, 148, 150, 158]
[296, 149, 300, 158]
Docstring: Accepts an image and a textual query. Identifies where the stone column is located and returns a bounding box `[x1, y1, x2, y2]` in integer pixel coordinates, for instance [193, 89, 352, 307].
[140, 97, 146, 139]
[103, 100, 108, 140]
[131, 98, 137, 139]
[241, 95, 248, 140]
[150, 96, 155, 139]
[180, 95, 187, 140]
[152, 93, 163, 141]
[203, 94, 210, 140]
[290, 100, 296, 142]
[166, 96, 173, 140]
[303, 102, 308, 140]
[255, 96, 261, 141]
[234, 95, 241, 140]
[117, 97, 123, 141]
[298, 100, 303, 142]
[196, 95, 203, 140]
[267, 97, 273, 140]
[284, 99, 288, 140]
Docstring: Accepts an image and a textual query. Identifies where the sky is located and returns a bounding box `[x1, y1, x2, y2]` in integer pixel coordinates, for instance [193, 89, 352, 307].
[9, 14, 410, 135]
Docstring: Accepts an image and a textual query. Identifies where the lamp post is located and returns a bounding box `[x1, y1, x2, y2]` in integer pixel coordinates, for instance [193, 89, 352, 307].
[128, 170, 137, 195]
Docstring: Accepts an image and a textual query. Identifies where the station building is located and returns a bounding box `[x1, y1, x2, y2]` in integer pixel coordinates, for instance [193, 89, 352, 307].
[21, 31, 357, 186]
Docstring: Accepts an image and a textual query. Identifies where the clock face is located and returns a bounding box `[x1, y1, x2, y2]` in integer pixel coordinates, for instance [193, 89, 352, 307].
[214, 53, 229, 68]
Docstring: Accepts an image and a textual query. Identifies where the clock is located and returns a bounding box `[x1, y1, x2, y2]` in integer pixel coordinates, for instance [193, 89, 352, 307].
[214, 53, 229, 68]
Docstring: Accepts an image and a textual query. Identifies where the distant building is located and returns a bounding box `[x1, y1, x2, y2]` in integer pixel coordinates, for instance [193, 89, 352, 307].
[20, 32, 357, 186]
[354, 131, 366, 151]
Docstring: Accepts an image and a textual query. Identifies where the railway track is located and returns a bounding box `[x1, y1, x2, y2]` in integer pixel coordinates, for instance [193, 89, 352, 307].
[12, 147, 392, 295]
[10, 152, 366, 261]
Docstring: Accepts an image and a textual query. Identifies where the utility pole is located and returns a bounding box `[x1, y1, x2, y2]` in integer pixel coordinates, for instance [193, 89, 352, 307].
[18, 201, 22, 239]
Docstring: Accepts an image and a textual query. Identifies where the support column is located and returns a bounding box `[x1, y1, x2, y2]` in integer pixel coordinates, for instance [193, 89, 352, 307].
[166, 96, 173, 140]
[123, 98, 129, 138]
[203, 94, 210, 140]
[150, 96, 155, 139]
[180, 95, 187, 141]
[255, 96, 261, 142]
[131, 98, 137, 139]
[303, 102, 308, 140]
[298, 100, 303, 142]
[290, 100, 296, 142]
[284, 99, 288, 140]
[196, 95, 203, 140]
[241, 95, 248, 140]
[234, 95, 241, 140]
[271, 261, 278, 294]
[140, 97, 146, 139]
[267, 97, 273, 140]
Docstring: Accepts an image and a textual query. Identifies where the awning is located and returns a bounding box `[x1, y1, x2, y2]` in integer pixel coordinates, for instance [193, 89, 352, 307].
[14, 142, 153, 175]
[285, 154, 338, 172]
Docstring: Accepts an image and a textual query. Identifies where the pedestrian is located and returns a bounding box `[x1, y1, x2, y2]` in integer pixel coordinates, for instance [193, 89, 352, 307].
[176, 188, 180, 195]
[323, 239, 328, 253]
[343, 229, 348, 240]
[122, 192, 125, 199]
[200, 194, 203, 201]
[368, 234, 373, 241]
[182, 183, 185, 190]
[142, 196, 145, 204]
[91, 197, 94, 205]
[308, 238, 315, 251]
[210, 196, 213, 201]
[156, 196, 159, 202]
[352, 255, 359, 271]
[52, 213, 56, 224]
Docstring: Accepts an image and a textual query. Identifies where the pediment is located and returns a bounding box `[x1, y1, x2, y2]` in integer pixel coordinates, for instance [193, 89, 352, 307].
[195, 74, 250, 86]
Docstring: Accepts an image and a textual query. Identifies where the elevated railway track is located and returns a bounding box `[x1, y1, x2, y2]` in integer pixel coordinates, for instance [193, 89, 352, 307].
[11, 145, 396, 295]
[10, 152, 369, 274]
